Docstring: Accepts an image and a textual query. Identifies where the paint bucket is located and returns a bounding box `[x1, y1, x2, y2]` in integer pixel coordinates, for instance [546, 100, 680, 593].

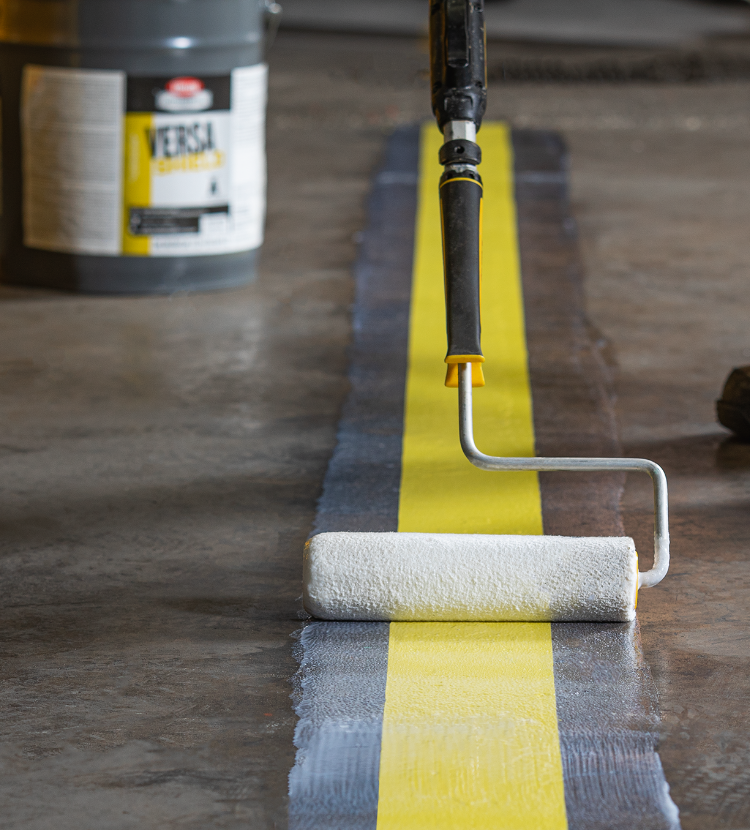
[0, 0, 271, 294]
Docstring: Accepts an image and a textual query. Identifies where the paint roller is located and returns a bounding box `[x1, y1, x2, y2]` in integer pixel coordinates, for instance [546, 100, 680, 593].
[303, 0, 670, 622]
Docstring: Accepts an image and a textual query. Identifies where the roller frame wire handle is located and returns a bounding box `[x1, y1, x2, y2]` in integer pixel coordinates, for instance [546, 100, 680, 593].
[456, 366, 670, 590]
[431, 0, 670, 592]
[301, 1, 670, 623]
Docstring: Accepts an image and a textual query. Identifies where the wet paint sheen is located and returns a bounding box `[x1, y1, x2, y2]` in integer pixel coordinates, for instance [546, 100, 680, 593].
[377, 124, 567, 828]
[290, 623, 390, 830]
[377, 622, 567, 830]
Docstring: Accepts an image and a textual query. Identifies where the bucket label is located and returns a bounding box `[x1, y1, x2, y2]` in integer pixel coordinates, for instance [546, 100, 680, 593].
[21, 66, 126, 256]
[21, 64, 267, 258]
[123, 66, 266, 257]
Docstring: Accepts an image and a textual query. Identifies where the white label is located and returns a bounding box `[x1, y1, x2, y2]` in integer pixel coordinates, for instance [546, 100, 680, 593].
[20, 63, 267, 259]
[127, 64, 267, 258]
[229, 64, 267, 253]
[22, 66, 125, 256]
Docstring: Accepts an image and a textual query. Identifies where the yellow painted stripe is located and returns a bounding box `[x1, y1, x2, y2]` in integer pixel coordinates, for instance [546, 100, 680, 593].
[376, 124, 568, 830]
[397, 122, 541, 535]
[377, 623, 566, 830]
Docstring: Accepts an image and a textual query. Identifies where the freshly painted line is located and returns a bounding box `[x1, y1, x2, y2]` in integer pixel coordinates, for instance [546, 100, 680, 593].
[377, 622, 567, 830]
[397, 123, 542, 535]
[552, 623, 681, 830]
[377, 124, 567, 829]
[290, 622, 390, 830]
[313, 126, 419, 534]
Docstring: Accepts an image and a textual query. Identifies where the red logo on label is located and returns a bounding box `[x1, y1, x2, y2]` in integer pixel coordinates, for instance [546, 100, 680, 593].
[165, 77, 204, 98]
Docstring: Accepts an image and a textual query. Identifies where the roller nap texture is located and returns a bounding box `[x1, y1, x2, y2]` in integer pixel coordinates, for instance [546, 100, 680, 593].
[303, 532, 638, 622]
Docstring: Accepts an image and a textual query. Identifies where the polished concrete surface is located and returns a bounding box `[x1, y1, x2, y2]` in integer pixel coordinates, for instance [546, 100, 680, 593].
[1, 31, 749, 829]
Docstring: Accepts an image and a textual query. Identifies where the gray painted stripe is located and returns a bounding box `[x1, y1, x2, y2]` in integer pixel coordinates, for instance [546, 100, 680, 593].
[513, 128, 626, 538]
[312, 125, 418, 534]
[289, 623, 389, 830]
[552, 623, 681, 830]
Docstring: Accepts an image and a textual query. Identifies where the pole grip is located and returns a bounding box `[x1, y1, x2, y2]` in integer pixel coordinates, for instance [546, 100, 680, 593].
[440, 170, 484, 387]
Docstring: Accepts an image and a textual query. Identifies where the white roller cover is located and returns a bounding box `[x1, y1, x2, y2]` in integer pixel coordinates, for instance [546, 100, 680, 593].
[303, 532, 638, 622]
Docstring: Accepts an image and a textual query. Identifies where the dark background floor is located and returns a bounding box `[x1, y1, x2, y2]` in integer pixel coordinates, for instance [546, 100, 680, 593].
[279, 0, 750, 46]
[1, 25, 749, 830]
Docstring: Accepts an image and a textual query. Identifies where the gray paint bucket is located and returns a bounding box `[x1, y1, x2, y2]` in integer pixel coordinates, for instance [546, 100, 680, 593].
[0, 0, 268, 294]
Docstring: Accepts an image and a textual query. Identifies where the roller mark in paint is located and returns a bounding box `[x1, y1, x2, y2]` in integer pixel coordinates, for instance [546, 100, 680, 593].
[376, 622, 568, 830]
[289, 623, 389, 830]
[552, 622, 681, 830]
[289, 622, 681, 830]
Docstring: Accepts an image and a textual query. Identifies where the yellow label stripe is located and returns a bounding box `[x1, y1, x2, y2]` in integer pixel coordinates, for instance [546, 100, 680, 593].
[122, 113, 152, 255]
[376, 123, 568, 830]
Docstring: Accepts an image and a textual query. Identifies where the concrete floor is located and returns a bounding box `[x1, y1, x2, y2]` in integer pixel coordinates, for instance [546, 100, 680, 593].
[279, 0, 750, 46]
[1, 31, 750, 829]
